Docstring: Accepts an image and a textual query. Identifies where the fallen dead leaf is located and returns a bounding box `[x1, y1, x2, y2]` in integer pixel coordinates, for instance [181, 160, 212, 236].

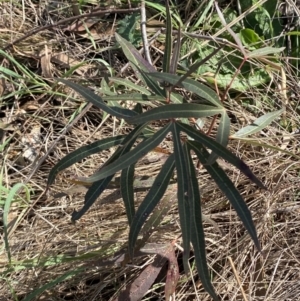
[51, 52, 93, 76]
[40, 44, 52, 78]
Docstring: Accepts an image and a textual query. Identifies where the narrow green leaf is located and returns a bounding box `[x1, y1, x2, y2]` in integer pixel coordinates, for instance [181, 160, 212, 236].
[189, 141, 261, 252]
[247, 46, 285, 58]
[103, 93, 165, 103]
[115, 34, 164, 95]
[176, 122, 266, 189]
[83, 124, 172, 183]
[108, 77, 151, 95]
[73, 124, 148, 221]
[207, 112, 230, 164]
[126, 103, 224, 125]
[47, 136, 125, 187]
[121, 163, 136, 226]
[72, 176, 114, 221]
[115, 33, 156, 73]
[172, 123, 190, 274]
[128, 154, 175, 258]
[232, 109, 284, 138]
[148, 72, 223, 107]
[173, 46, 223, 89]
[162, 0, 172, 73]
[137, 67, 166, 97]
[58, 79, 137, 119]
[170, 27, 181, 74]
[184, 144, 220, 301]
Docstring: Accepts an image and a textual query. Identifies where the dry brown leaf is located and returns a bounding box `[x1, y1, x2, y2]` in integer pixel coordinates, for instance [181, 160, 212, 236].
[65, 20, 115, 41]
[114, 254, 168, 301]
[51, 52, 81, 69]
[51, 52, 92, 76]
[40, 44, 52, 78]
[64, 18, 98, 33]
[165, 246, 179, 301]
[0, 77, 6, 96]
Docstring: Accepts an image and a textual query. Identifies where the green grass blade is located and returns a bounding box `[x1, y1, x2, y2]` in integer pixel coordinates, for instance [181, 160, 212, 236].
[184, 144, 220, 301]
[176, 122, 266, 189]
[128, 153, 175, 258]
[58, 79, 137, 119]
[148, 72, 223, 107]
[108, 77, 152, 95]
[126, 104, 224, 124]
[172, 123, 190, 274]
[162, 0, 172, 73]
[3, 183, 30, 264]
[121, 163, 136, 225]
[232, 109, 284, 138]
[47, 135, 125, 187]
[189, 141, 261, 252]
[84, 123, 172, 183]
[23, 268, 84, 301]
[207, 112, 230, 164]
[0, 66, 23, 79]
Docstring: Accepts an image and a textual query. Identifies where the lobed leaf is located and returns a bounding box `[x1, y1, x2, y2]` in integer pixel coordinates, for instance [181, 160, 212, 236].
[189, 141, 261, 252]
[172, 123, 190, 274]
[128, 154, 175, 258]
[176, 122, 266, 189]
[126, 103, 224, 124]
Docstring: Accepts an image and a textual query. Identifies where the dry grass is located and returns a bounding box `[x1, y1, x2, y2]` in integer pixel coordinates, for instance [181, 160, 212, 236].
[1, 1, 300, 300]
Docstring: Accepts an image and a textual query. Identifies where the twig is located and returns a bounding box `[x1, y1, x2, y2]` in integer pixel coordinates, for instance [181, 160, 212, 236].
[3, 7, 140, 51]
[140, 0, 152, 64]
[228, 256, 249, 301]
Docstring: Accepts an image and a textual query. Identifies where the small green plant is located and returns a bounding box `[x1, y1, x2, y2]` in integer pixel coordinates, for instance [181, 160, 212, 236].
[47, 3, 270, 300]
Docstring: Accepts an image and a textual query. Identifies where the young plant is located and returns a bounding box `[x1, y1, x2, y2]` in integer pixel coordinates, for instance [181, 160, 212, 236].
[47, 5, 266, 301]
